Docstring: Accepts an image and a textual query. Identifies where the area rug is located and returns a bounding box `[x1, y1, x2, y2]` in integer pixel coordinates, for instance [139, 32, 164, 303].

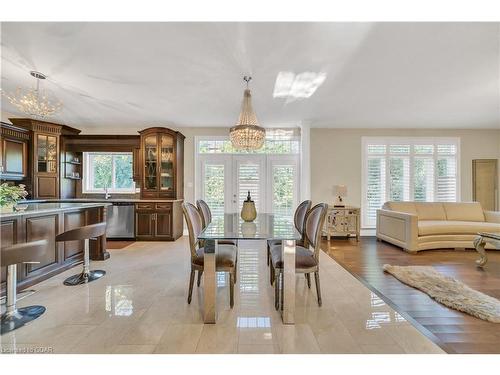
[383, 264, 500, 323]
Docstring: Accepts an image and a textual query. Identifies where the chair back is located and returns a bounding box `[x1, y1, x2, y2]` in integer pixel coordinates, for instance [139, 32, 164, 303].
[55, 222, 107, 242]
[1, 239, 48, 266]
[304, 203, 328, 259]
[196, 199, 212, 229]
[182, 202, 203, 259]
[294, 200, 312, 237]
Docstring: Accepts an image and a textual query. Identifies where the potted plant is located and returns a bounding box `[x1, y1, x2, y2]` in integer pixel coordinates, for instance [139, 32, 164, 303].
[0, 183, 28, 212]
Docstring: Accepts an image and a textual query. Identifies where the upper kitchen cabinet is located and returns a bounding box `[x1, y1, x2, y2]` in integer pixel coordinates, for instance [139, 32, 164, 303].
[0, 122, 29, 181]
[9, 118, 80, 199]
[138, 127, 184, 200]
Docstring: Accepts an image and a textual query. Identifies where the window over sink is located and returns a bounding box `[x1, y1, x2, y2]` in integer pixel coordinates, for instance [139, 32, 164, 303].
[83, 152, 135, 193]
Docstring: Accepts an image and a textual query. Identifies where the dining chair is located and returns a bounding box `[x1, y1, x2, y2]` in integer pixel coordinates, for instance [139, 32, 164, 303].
[196, 199, 238, 285]
[270, 203, 328, 308]
[183, 202, 237, 308]
[267, 200, 312, 283]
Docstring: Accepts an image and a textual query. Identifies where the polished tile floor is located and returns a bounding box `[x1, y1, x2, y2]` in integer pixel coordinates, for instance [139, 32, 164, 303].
[0, 238, 444, 354]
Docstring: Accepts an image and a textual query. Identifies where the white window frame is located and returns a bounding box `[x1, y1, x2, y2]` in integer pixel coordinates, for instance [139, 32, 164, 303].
[83, 152, 136, 194]
[194, 135, 301, 214]
[361, 136, 461, 228]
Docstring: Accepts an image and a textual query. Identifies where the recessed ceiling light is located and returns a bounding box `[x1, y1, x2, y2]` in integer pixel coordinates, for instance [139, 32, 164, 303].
[273, 71, 326, 100]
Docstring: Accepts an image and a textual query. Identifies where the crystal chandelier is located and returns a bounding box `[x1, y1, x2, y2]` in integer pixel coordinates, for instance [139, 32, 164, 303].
[229, 76, 266, 150]
[2, 71, 62, 119]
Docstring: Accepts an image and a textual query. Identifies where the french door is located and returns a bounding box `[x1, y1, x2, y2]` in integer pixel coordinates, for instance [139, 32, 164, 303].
[199, 155, 298, 216]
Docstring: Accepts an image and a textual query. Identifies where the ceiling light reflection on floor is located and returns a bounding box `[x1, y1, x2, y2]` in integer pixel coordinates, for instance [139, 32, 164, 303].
[273, 71, 326, 100]
[237, 316, 271, 328]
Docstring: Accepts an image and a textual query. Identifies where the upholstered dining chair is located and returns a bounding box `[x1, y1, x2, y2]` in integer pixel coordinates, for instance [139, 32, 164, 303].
[182, 202, 237, 308]
[267, 200, 312, 282]
[270, 203, 328, 308]
[196, 199, 238, 285]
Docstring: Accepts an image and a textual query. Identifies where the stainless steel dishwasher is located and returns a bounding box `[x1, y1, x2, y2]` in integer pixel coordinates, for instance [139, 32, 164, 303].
[106, 202, 135, 239]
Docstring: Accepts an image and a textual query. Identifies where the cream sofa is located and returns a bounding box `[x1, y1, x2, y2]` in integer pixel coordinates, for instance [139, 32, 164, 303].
[376, 201, 500, 253]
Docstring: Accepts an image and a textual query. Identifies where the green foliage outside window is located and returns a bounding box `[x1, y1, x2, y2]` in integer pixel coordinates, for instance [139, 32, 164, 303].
[89, 153, 133, 191]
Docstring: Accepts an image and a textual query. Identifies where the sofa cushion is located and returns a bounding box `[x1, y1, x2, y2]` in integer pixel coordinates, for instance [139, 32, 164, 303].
[415, 203, 446, 220]
[418, 220, 500, 236]
[384, 202, 417, 215]
[443, 202, 485, 222]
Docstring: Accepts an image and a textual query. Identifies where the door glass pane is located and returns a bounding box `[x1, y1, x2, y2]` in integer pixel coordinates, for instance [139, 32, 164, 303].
[203, 164, 225, 222]
[272, 165, 294, 218]
[47, 136, 57, 173]
[144, 135, 157, 190]
[238, 163, 260, 212]
[160, 135, 174, 192]
[37, 135, 47, 172]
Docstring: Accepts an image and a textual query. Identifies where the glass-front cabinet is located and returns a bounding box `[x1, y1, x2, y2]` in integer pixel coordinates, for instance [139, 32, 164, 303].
[36, 134, 58, 173]
[138, 127, 184, 199]
[143, 135, 158, 191]
[160, 134, 174, 193]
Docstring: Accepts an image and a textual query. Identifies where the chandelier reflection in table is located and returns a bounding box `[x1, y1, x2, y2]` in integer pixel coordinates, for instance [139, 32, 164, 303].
[198, 213, 301, 324]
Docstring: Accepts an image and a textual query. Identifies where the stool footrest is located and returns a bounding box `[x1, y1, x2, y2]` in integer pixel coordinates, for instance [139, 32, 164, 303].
[1, 305, 46, 335]
[63, 270, 106, 286]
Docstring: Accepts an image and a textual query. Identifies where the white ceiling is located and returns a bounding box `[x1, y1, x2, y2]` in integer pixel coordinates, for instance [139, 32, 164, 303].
[1, 22, 499, 132]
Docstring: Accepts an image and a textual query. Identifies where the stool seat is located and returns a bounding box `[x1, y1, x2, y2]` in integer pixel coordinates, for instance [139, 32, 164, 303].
[56, 222, 107, 286]
[1, 239, 48, 335]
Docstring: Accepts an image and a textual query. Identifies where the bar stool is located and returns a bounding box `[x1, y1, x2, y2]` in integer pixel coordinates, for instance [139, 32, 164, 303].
[56, 222, 107, 286]
[1, 239, 48, 334]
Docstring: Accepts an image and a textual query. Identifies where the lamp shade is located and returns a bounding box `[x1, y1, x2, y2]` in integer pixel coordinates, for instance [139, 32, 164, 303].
[333, 185, 347, 197]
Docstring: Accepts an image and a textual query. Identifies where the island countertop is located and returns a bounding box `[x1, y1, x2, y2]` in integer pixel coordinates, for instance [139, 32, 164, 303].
[24, 198, 184, 204]
[1, 201, 110, 294]
[1, 201, 112, 220]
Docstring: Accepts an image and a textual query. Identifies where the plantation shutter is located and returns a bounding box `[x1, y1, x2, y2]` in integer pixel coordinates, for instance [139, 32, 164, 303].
[364, 155, 386, 227]
[237, 163, 261, 212]
[362, 138, 459, 228]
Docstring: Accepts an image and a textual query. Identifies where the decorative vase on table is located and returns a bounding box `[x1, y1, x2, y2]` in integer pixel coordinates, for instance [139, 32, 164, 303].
[241, 191, 257, 222]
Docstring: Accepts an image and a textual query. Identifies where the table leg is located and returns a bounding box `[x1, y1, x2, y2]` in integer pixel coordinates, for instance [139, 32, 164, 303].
[473, 236, 488, 267]
[203, 239, 217, 323]
[281, 239, 296, 324]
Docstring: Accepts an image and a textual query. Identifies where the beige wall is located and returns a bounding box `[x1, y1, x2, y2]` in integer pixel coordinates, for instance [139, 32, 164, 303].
[311, 128, 500, 210]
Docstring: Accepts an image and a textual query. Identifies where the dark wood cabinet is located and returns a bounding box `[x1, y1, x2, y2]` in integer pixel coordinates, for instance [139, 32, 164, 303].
[138, 127, 184, 200]
[135, 202, 182, 240]
[0, 122, 29, 181]
[9, 118, 80, 199]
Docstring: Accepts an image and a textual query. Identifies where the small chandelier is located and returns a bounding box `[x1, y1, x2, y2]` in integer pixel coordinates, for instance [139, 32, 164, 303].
[2, 71, 62, 119]
[229, 76, 266, 150]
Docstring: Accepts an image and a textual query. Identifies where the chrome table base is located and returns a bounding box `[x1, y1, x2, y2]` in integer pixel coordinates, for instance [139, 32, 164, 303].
[202, 239, 296, 324]
[1, 306, 46, 334]
[63, 270, 106, 286]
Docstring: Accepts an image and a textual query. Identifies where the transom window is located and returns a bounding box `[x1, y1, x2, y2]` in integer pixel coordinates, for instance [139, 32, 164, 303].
[83, 152, 135, 193]
[362, 137, 460, 228]
[198, 131, 299, 155]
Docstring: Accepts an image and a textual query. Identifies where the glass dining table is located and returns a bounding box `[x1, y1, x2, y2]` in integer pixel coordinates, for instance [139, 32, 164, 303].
[198, 213, 301, 324]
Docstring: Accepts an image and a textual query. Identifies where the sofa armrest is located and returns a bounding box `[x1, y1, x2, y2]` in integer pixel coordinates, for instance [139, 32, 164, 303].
[484, 210, 500, 223]
[376, 209, 419, 252]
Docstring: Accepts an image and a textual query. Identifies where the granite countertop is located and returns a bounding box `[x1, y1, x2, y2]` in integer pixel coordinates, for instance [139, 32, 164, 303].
[1, 202, 112, 220]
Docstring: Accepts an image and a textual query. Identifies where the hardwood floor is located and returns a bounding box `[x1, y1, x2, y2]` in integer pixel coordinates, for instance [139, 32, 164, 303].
[322, 236, 500, 354]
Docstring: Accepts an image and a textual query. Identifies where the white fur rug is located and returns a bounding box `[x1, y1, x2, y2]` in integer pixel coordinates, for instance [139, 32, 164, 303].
[383, 264, 500, 323]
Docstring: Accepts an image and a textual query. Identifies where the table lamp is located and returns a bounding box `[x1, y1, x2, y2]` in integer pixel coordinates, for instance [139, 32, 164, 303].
[333, 185, 347, 207]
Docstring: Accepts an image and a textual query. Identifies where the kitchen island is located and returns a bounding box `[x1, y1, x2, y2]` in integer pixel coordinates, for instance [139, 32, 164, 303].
[1, 202, 110, 294]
